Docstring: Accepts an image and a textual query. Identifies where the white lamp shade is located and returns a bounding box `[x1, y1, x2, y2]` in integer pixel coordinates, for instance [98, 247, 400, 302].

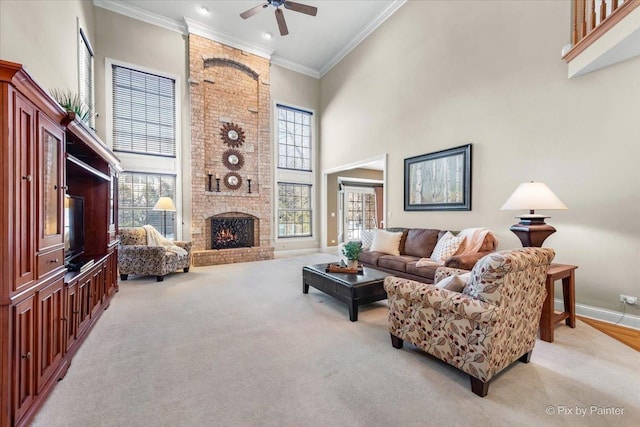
[501, 182, 567, 211]
[153, 196, 176, 211]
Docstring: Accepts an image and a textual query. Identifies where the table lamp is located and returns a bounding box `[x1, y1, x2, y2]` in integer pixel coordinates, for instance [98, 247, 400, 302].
[501, 182, 567, 247]
[153, 196, 176, 237]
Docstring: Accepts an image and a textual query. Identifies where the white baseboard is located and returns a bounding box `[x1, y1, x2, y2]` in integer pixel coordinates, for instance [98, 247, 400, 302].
[555, 299, 640, 330]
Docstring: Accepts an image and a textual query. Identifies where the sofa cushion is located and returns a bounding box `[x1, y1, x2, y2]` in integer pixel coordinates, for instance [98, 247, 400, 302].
[403, 228, 440, 258]
[360, 230, 375, 250]
[370, 229, 403, 256]
[431, 231, 466, 264]
[358, 250, 386, 266]
[435, 272, 471, 292]
[387, 227, 408, 254]
[406, 261, 439, 281]
[378, 255, 420, 273]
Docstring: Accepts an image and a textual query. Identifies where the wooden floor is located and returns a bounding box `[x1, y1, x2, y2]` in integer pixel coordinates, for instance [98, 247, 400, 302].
[578, 316, 640, 351]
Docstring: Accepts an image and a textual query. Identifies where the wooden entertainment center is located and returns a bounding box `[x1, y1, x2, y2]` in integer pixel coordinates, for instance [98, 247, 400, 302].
[0, 60, 121, 426]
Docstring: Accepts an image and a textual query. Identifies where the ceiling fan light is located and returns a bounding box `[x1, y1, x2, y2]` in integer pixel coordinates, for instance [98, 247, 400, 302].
[263, 32, 273, 40]
[198, 6, 210, 16]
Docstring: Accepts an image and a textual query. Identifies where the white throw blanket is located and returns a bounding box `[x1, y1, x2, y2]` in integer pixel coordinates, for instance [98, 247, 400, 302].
[143, 224, 187, 256]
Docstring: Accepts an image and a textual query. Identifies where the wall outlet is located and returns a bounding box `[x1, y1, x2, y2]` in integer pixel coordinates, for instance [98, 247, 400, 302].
[619, 294, 638, 305]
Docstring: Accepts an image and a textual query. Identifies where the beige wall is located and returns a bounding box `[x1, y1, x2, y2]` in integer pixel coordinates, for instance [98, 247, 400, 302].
[326, 168, 383, 246]
[93, 8, 190, 238]
[320, 0, 640, 316]
[0, 0, 94, 93]
[270, 64, 321, 251]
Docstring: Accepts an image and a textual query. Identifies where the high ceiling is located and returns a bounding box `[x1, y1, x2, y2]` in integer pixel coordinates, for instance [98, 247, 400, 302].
[95, 0, 406, 78]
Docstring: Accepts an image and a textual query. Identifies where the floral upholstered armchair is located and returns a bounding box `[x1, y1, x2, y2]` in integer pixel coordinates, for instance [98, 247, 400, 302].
[118, 226, 192, 282]
[384, 247, 555, 397]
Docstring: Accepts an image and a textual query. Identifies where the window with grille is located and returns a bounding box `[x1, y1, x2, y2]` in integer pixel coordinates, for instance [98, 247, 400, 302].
[118, 172, 177, 238]
[277, 105, 312, 171]
[112, 65, 176, 157]
[278, 183, 312, 238]
[78, 28, 94, 128]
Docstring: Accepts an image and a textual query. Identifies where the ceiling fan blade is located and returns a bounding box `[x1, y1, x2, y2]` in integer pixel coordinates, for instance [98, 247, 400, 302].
[240, 3, 268, 19]
[275, 9, 289, 36]
[283, 1, 318, 16]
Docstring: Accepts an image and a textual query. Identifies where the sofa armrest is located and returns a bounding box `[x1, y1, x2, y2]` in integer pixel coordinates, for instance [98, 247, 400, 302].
[384, 276, 499, 325]
[445, 251, 492, 270]
[434, 267, 470, 284]
[174, 241, 192, 254]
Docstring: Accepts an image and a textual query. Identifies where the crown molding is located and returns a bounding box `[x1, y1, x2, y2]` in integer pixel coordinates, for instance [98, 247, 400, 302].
[92, 0, 406, 80]
[184, 18, 273, 60]
[270, 55, 320, 79]
[93, 0, 186, 34]
[318, 0, 407, 77]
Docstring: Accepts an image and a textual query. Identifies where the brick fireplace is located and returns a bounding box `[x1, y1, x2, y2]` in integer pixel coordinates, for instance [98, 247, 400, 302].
[189, 34, 274, 266]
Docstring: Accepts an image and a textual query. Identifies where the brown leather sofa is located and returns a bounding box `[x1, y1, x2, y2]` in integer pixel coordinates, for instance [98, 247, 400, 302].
[358, 227, 497, 283]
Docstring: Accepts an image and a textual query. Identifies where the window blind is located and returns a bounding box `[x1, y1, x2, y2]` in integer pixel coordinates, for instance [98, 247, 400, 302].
[78, 28, 94, 128]
[112, 65, 176, 157]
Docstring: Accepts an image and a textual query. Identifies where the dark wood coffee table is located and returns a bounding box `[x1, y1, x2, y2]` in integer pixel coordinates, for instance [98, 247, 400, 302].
[302, 263, 388, 321]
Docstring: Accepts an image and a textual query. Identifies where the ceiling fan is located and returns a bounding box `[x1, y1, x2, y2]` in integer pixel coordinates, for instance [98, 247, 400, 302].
[240, 0, 318, 36]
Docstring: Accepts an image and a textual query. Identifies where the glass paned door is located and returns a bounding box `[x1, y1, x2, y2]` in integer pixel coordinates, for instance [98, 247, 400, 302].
[343, 187, 376, 241]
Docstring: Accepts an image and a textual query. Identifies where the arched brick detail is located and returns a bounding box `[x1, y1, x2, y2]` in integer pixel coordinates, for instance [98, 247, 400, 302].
[203, 57, 260, 80]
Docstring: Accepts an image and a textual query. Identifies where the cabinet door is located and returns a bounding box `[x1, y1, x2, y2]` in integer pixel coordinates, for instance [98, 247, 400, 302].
[90, 262, 106, 317]
[65, 281, 79, 352]
[37, 112, 65, 251]
[36, 276, 65, 391]
[13, 295, 35, 421]
[77, 275, 92, 335]
[12, 92, 37, 292]
[106, 248, 118, 296]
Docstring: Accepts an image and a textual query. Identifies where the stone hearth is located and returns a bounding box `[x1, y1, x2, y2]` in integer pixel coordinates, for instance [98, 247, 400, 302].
[189, 34, 274, 266]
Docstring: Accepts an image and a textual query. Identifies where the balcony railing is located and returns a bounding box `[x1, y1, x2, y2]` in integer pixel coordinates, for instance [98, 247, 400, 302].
[564, 0, 640, 61]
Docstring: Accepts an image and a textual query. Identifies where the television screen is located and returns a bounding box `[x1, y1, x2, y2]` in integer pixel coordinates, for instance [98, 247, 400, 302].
[64, 194, 85, 262]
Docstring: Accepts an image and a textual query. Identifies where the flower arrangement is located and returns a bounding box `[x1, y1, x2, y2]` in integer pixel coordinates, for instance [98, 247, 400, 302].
[341, 241, 363, 261]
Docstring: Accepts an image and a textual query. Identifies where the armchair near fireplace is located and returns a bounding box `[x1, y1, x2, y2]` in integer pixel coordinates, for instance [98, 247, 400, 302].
[118, 226, 192, 282]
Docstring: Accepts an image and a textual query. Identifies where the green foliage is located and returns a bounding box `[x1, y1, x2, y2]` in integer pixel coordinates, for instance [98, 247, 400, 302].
[341, 241, 362, 260]
[50, 88, 92, 124]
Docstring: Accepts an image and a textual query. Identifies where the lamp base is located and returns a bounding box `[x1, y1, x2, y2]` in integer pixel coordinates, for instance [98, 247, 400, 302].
[510, 223, 556, 247]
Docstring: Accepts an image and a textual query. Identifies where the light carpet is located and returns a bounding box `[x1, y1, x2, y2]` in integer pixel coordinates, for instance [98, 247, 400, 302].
[33, 253, 639, 427]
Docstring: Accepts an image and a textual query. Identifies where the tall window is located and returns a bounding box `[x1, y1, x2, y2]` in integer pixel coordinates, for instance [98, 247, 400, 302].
[112, 65, 176, 157]
[278, 183, 312, 238]
[118, 173, 177, 238]
[277, 104, 312, 171]
[78, 28, 94, 128]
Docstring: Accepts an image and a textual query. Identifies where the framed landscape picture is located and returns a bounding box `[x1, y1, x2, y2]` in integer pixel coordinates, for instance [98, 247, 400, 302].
[404, 144, 472, 211]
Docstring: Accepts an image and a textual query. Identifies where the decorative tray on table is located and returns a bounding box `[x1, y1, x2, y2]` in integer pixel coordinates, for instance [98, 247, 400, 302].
[326, 262, 364, 274]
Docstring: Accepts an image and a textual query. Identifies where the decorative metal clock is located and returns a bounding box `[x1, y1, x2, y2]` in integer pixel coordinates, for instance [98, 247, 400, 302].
[223, 172, 243, 190]
[220, 123, 245, 147]
[222, 149, 244, 171]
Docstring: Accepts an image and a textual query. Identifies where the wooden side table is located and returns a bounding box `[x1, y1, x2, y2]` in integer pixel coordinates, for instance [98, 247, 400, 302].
[539, 263, 577, 343]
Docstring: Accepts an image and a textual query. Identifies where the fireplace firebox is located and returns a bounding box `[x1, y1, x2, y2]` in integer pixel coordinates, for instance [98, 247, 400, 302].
[211, 217, 255, 249]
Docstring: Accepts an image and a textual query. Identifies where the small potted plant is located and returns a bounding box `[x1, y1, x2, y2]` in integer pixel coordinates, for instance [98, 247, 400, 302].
[341, 241, 362, 269]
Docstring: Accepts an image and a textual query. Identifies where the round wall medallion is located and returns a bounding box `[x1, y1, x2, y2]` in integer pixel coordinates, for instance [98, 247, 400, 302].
[220, 123, 245, 147]
[222, 149, 244, 171]
[223, 172, 243, 190]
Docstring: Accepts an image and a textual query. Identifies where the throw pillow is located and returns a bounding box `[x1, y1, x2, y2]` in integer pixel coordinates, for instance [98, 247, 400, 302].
[435, 272, 471, 292]
[369, 229, 403, 256]
[430, 231, 466, 264]
[360, 229, 375, 250]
